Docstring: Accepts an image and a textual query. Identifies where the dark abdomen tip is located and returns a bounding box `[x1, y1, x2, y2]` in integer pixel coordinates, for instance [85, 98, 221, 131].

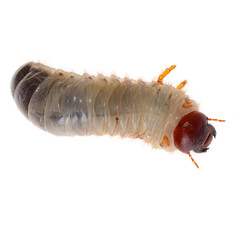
[11, 62, 33, 96]
[11, 62, 48, 118]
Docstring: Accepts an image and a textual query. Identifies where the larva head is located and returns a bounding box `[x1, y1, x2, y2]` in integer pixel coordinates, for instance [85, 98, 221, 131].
[173, 111, 216, 154]
[11, 62, 48, 117]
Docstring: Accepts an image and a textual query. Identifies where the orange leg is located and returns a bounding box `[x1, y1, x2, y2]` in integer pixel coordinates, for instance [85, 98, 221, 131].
[177, 80, 187, 90]
[157, 65, 187, 90]
[157, 65, 176, 85]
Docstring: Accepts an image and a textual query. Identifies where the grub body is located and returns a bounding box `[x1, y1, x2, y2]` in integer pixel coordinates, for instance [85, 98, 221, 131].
[12, 63, 199, 151]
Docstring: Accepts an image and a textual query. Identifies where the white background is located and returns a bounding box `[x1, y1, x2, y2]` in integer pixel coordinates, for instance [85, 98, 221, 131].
[0, 0, 239, 239]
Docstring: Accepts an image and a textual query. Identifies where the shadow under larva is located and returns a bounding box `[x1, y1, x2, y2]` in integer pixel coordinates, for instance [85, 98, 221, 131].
[11, 62, 225, 168]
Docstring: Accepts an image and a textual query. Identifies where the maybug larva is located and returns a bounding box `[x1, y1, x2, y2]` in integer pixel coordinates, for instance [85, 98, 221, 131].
[11, 62, 225, 168]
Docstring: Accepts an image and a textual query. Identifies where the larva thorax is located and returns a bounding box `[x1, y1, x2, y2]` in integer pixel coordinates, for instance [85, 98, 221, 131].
[12, 62, 199, 152]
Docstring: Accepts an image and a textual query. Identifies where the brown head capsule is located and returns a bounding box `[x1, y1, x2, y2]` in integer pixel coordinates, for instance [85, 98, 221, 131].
[173, 111, 216, 154]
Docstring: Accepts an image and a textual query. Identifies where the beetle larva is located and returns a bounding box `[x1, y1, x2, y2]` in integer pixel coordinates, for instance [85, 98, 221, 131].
[11, 62, 224, 168]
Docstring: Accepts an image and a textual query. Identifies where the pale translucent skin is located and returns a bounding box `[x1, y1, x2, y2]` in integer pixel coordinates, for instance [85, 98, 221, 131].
[16, 63, 199, 151]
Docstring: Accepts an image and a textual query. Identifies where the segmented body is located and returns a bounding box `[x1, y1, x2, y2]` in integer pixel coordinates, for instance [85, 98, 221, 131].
[12, 63, 199, 151]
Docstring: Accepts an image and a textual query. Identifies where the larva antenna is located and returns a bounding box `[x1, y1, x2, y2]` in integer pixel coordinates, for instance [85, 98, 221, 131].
[188, 152, 199, 169]
[207, 118, 226, 122]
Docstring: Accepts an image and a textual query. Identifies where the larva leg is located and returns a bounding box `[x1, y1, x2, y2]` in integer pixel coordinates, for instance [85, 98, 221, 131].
[177, 80, 187, 90]
[182, 98, 193, 109]
[160, 135, 170, 149]
[157, 65, 176, 85]
[157, 65, 188, 90]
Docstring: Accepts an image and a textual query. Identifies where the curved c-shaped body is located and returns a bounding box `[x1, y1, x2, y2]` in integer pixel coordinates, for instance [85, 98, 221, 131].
[11, 62, 199, 151]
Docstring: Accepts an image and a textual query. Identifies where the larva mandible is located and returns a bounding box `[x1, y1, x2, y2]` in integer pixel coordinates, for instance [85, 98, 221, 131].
[11, 62, 225, 168]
